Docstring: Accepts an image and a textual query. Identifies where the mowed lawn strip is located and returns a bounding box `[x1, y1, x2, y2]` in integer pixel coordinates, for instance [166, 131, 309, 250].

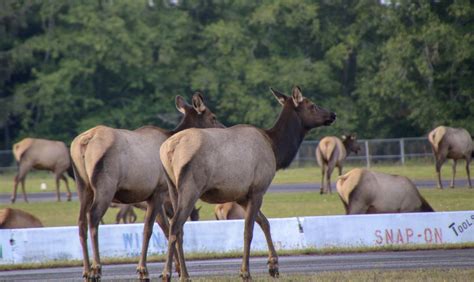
[1, 188, 472, 227]
[0, 162, 471, 195]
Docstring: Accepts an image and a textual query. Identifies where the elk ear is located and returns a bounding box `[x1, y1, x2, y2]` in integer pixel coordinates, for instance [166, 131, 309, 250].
[270, 87, 288, 105]
[291, 86, 303, 107]
[175, 95, 189, 114]
[192, 92, 207, 114]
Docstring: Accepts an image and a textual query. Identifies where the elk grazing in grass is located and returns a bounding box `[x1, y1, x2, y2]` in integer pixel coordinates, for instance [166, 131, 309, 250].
[214, 202, 245, 220]
[159, 86, 336, 281]
[0, 208, 43, 229]
[112, 202, 200, 224]
[336, 168, 434, 214]
[70, 93, 223, 281]
[316, 134, 361, 194]
[428, 126, 472, 189]
[12, 138, 74, 203]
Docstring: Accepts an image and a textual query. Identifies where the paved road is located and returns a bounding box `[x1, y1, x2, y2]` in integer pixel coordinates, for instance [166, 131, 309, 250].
[0, 179, 470, 203]
[1, 249, 473, 281]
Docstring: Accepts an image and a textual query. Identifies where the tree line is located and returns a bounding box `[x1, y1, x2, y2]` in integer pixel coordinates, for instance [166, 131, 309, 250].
[0, 0, 472, 149]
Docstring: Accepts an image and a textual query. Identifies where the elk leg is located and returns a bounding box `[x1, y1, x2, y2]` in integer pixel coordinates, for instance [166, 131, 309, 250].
[320, 164, 325, 194]
[88, 187, 115, 280]
[435, 155, 446, 189]
[55, 174, 61, 202]
[240, 194, 263, 281]
[255, 210, 279, 278]
[326, 165, 335, 194]
[137, 198, 161, 280]
[162, 183, 199, 281]
[450, 160, 457, 188]
[12, 163, 29, 203]
[60, 174, 72, 201]
[338, 165, 343, 176]
[20, 178, 28, 203]
[77, 182, 93, 279]
[155, 202, 181, 275]
[466, 158, 472, 188]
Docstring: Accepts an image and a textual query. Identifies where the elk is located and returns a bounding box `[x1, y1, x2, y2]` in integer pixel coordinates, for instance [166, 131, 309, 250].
[70, 93, 223, 280]
[0, 208, 43, 229]
[12, 138, 74, 203]
[428, 126, 472, 189]
[336, 168, 434, 214]
[112, 202, 200, 224]
[316, 134, 361, 194]
[159, 86, 336, 281]
[214, 202, 245, 220]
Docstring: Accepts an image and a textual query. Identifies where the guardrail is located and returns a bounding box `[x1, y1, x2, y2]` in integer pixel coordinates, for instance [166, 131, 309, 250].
[1, 211, 473, 265]
[0, 137, 435, 172]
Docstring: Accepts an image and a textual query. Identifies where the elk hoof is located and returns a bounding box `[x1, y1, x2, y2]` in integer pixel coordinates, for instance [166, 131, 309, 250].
[239, 271, 252, 281]
[90, 264, 101, 280]
[160, 272, 171, 282]
[10, 198, 15, 204]
[137, 266, 149, 280]
[268, 257, 279, 278]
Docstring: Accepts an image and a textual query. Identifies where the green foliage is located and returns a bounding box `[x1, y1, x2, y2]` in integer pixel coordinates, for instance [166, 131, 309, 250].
[0, 0, 473, 146]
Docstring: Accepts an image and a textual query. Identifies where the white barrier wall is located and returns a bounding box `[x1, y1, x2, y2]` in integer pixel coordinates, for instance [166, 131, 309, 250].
[1, 211, 473, 264]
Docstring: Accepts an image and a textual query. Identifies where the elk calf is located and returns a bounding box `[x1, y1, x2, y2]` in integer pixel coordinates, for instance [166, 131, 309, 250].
[12, 138, 73, 203]
[336, 168, 434, 214]
[316, 134, 360, 194]
[214, 202, 245, 220]
[428, 126, 472, 189]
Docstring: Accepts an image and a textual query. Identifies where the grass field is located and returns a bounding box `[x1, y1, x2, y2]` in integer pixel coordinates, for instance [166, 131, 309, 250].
[0, 161, 471, 195]
[1, 188, 472, 227]
[0, 162, 472, 226]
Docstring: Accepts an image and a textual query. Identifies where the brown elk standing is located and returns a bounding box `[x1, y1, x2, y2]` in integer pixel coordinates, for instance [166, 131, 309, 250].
[159, 86, 336, 281]
[12, 138, 74, 203]
[0, 208, 44, 228]
[316, 134, 361, 194]
[70, 93, 223, 281]
[336, 168, 434, 214]
[428, 126, 472, 189]
[214, 202, 245, 220]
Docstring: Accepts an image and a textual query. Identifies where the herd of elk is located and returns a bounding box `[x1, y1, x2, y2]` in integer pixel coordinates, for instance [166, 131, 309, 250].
[11, 138, 74, 203]
[316, 134, 361, 194]
[336, 168, 434, 214]
[159, 86, 336, 281]
[70, 93, 222, 280]
[5, 85, 473, 281]
[428, 126, 472, 189]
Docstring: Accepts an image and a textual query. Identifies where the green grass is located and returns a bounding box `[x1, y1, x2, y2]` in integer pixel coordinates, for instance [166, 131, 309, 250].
[194, 268, 474, 281]
[1, 188, 473, 227]
[0, 162, 470, 195]
[273, 161, 470, 184]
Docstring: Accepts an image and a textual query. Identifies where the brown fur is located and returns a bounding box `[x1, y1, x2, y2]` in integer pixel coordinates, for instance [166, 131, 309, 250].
[428, 126, 472, 188]
[70, 93, 222, 280]
[336, 168, 434, 214]
[316, 134, 360, 194]
[12, 138, 73, 203]
[214, 202, 245, 220]
[0, 208, 43, 229]
[159, 86, 336, 280]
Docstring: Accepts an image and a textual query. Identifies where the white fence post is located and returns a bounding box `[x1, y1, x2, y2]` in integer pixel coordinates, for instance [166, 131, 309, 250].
[365, 140, 370, 168]
[400, 138, 405, 165]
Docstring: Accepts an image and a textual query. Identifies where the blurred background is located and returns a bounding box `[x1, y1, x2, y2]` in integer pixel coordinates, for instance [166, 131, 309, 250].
[0, 0, 473, 151]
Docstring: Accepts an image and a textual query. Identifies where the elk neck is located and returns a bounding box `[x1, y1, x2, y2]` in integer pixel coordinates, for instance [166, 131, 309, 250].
[264, 104, 307, 170]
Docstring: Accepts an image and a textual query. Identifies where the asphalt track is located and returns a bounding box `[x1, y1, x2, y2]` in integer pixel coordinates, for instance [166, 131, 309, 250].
[1, 249, 473, 281]
[0, 179, 470, 203]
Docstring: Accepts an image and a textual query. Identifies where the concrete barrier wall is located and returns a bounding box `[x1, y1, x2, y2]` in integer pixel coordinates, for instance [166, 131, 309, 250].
[1, 211, 473, 265]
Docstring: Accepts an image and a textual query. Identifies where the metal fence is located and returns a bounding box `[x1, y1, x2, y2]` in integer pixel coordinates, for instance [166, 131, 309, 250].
[0, 137, 435, 172]
[293, 137, 434, 167]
